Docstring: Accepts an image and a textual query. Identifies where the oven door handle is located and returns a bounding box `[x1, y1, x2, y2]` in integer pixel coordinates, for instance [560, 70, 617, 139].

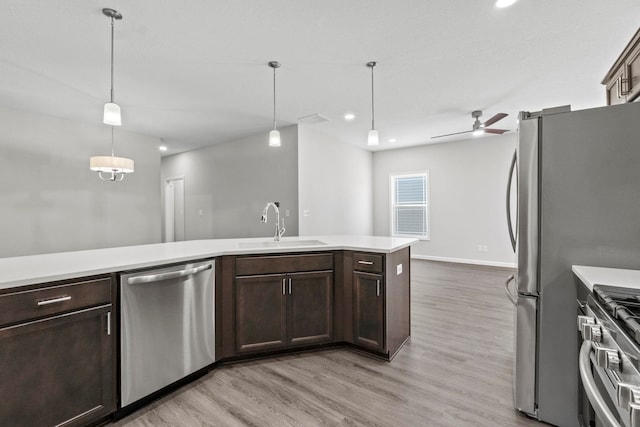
[579, 340, 620, 427]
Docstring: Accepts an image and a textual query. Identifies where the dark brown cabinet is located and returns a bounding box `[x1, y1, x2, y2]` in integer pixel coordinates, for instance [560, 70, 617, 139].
[235, 274, 287, 353]
[233, 254, 334, 355]
[348, 249, 411, 360]
[288, 271, 333, 346]
[0, 276, 115, 427]
[603, 27, 640, 104]
[353, 271, 384, 351]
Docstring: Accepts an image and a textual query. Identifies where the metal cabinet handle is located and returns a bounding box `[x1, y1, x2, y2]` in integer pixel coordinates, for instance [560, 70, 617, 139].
[376, 279, 381, 297]
[106, 311, 111, 336]
[579, 340, 620, 427]
[358, 260, 374, 265]
[504, 275, 517, 306]
[288, 278, 292, 295]
[128, 263, 212, 284]
[37, 295, 71, 306]
[282, 278, 286, 295]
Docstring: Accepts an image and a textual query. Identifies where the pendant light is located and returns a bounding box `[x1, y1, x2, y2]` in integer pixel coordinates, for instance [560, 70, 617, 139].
[268, 61, 281, 147]
[367, 61, 379, 146]
[90, 8, 134, 182]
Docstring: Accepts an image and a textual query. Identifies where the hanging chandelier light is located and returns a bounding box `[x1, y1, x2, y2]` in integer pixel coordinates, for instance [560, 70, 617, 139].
[90, 7, 134, 181]
[367, 61, 379, 146]
[268, 61, 281, 147]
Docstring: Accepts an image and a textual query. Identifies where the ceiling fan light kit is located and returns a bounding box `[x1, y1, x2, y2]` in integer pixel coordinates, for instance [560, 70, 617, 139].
[431, 110, 509, 139]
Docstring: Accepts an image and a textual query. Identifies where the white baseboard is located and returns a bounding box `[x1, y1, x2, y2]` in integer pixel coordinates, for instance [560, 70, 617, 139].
[411, 254, 516, 269]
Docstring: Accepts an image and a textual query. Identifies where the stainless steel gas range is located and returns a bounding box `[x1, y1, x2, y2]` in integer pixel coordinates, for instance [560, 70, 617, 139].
[578, 283, 640, 427]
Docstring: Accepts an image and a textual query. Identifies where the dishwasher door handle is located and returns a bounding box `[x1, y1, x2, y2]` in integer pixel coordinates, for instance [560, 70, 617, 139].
[127, 263, 213, 285]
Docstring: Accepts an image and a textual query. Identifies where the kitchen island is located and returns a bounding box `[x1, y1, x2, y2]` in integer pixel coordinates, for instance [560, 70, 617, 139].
[0, 235, 416, 427]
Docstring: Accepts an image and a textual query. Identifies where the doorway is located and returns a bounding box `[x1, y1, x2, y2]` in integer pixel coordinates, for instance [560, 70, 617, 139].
[164, 177, 185, 242]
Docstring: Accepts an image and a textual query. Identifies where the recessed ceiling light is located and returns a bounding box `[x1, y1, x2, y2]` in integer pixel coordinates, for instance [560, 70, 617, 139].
[389, 138, 397, 143]
[159, 145, 168, 152]
[495, 0, 517, 8]
[344, 113, 355, 121]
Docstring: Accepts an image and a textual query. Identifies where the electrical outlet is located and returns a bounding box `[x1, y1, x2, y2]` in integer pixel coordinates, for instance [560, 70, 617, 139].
[483, 245, 488, 252]
[477, 245, 483, 252]
[303, 210, 311, 217]
[396, 264, 403, 275]
[285, 209, 290, 217]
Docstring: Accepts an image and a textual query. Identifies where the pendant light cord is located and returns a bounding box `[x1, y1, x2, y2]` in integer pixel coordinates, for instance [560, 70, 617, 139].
[110, 16, 115, 103]
[371, 65, 375, 130]
[273, 65, 277, 130]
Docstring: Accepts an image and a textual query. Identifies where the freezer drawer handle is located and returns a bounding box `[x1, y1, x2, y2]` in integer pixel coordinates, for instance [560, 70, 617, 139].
[37, 295, 72, 306]
[579, 340, 619, 427]
[358, 260, 374, 265]
[504, 275, 517, 306]
[128, 264, 212, 285]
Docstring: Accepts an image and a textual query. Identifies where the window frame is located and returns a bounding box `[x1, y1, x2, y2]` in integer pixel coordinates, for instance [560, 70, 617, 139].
[389, 171, 430, 240]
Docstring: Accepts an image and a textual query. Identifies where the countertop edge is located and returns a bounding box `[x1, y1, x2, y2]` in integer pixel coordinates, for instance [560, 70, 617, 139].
[0, 237, 417, 290]
[572, 265, 640, 292]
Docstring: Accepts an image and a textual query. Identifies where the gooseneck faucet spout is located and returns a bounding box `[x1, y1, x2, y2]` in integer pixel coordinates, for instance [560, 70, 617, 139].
[261, 202, 286, 241]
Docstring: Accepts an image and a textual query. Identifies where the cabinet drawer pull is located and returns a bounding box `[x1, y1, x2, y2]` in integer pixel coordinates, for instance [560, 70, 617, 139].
[376, 280, 381, 297]
[106, 311, 111, 336]
[288, 278, 292, 295]
[358, 260, 374, 265]
[282, 279, 286, 295]
[36, 295, 71, 306]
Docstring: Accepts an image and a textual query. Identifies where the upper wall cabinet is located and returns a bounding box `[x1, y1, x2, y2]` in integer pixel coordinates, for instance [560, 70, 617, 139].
[603, 27, 640, 105]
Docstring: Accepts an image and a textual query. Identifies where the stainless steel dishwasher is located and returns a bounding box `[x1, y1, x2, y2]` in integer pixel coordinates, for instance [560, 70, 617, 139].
[120, 259, 215, 407]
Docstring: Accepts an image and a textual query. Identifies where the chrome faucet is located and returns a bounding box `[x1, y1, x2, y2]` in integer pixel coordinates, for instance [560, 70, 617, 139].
[261, 202, 286, 241]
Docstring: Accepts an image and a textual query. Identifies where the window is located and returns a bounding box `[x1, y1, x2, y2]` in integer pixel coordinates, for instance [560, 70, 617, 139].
[390, 172, 429, 239]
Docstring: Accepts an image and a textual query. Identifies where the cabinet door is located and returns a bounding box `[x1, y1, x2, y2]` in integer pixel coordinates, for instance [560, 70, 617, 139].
[353, 271, 384, 351]
[0, 305, 114, 427]
[606, 67, 627, 105]
[626, 42, 640, 101]
[235, 274, 287, 354]
[288, 271, 333, 346]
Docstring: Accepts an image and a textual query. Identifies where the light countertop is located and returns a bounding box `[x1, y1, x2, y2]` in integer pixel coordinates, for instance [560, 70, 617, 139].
[0, 235, 417, 290]
[572, 265, 640, 291]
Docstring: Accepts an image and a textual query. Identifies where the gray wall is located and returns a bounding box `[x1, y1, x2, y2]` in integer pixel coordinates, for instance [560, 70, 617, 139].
[0, 107, 162, 257]
[373, 135, 517, 266]
[161, 125, 299, 240]
[298, 125, 373, 236]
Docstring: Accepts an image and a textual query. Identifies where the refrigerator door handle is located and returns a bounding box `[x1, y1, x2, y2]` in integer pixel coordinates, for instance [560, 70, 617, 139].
[506, 150, 518, 252]
[505, 275, 517, 306]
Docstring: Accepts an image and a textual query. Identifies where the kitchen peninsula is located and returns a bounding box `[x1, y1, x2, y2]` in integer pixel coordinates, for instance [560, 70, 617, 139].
[0, 235, 415, 427]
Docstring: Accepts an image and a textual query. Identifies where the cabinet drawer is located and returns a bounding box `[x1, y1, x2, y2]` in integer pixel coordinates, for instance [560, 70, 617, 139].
[0, 277, 112, 327]
[353, 252, 384, 273]
[236, 253, 333, 276]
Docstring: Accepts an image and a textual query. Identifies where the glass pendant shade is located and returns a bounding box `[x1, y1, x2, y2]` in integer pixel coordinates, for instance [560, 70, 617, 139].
[90, 155, 134, 173]
[269, 129, 281, 147]
[367, 129, 379, 146]
[103, 102, 122, 126]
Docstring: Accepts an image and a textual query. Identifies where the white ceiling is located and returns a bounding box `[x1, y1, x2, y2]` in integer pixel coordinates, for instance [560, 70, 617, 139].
[2, 1, 640, 156]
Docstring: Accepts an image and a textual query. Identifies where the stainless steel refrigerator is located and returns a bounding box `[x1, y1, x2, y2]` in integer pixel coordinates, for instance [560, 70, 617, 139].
[505, 102, 640, 427]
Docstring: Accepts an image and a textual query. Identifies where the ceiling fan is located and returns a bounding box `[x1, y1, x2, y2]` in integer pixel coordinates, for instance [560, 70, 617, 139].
[431, 110, 509, 139]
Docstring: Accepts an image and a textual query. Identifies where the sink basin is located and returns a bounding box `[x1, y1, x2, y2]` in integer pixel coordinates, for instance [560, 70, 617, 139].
[237, 239, 327, 249]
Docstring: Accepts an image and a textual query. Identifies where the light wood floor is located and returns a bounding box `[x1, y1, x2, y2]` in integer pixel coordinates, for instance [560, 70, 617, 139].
[113, 260, 547, 427]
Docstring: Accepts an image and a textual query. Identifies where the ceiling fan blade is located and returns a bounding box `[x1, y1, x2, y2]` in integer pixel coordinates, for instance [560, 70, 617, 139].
[483, 128, 509, 135]
[483, 113, 508, 127]
[431, 130, 473, 139]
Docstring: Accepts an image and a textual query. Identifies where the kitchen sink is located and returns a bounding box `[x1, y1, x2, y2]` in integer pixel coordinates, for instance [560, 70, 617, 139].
[237, 239, 327, 249]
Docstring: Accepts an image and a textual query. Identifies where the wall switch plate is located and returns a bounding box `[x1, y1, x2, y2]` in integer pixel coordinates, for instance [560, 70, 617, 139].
[285, 209, 290, 217]
[397, 264, 402, 275]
